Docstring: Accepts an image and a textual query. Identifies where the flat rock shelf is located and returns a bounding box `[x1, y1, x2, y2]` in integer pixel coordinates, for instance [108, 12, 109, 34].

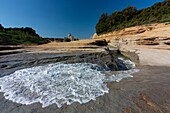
[0, 51, 169, 113]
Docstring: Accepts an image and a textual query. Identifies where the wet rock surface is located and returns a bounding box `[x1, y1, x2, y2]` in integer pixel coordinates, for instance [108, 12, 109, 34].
[0, 52, 170, 113]
[0, 50, 127, 77]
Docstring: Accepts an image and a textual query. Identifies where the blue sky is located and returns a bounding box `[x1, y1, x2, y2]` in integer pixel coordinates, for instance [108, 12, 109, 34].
[0, 0, 163, 38]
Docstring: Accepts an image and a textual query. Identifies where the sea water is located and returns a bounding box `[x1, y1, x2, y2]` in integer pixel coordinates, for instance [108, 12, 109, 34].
[0, 58, 139, 108]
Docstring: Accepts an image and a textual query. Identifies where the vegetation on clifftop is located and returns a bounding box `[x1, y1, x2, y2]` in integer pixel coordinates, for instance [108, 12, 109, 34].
[96, 0, 170, 35]
[0, 25, 49, 45]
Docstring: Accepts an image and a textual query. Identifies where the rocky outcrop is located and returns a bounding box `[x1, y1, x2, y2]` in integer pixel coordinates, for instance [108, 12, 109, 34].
[93, 24, 156, 39]
[92, 23, 170, 48]
[136, 37, 159, 45]
[0, 50, 133, 77]
[87, 39, 108, 46]
[164, 41, 170, 45]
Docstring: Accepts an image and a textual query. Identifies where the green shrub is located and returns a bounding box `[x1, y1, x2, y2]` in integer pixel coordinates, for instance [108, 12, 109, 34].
[63, 37, 71, 42]
[0, 26, 50, 45]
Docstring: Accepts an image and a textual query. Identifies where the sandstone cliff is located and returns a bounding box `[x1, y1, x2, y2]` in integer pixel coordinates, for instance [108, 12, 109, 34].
[93, 23, 170, 49]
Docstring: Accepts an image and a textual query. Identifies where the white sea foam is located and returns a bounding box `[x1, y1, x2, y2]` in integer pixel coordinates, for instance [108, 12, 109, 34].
[105, 69, 139, 82]
[0, 63, 109, 108]
[0, 58, 139, 108]
[118, 57, 136, 69]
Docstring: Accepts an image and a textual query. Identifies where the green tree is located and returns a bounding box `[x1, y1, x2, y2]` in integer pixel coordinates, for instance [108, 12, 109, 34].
[96, 13, 108, 34]
[0, 24, 4, 29]
[95, 0, 170, 35]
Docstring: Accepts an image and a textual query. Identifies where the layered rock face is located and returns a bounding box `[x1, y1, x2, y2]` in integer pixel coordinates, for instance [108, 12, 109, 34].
[93, 23, 170, 48]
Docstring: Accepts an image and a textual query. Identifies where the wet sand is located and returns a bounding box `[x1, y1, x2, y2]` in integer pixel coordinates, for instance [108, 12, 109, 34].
[0, 65, 170, 113]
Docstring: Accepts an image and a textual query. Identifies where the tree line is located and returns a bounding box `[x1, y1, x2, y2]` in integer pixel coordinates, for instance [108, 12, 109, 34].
[96, 0, 170, 35]
[0, 24, 49, 45]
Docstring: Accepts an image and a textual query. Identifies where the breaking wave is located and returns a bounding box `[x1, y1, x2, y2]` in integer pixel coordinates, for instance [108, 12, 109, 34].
[0, 58, 139, 108]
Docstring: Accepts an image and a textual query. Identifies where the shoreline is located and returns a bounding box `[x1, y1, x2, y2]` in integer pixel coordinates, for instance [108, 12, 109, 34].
[0, 65, 169, 113]
[0, 43, 170, 113]
[0, 22, 170, 112]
